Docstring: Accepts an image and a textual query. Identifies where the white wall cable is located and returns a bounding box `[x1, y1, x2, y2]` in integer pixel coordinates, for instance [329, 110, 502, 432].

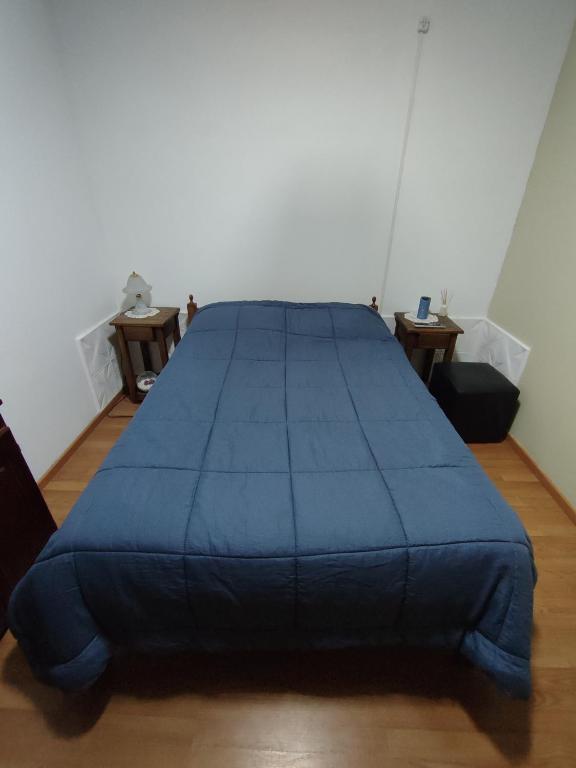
[378, 17, 430, 312]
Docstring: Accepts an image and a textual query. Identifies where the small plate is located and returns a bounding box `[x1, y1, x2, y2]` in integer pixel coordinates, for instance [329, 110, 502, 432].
[405, 312, 438, 324]
[137, 371, 157, 392]
[125, 307, 160, 319]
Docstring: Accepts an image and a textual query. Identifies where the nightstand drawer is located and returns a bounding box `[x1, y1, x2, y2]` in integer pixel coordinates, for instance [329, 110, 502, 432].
[416, 333, 451, 349]
[122, 326, 156, 342]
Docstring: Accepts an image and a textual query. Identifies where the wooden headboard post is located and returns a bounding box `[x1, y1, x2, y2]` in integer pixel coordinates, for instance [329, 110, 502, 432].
[187, 294, 198, 325]
[188, 294, 377, 320]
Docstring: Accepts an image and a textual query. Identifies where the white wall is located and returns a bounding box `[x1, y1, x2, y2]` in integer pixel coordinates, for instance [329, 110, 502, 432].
[383, 1, 576, 316]
[0, 0, 115, 477]
[48, 0, 575, 314]
[489, 25, 576, 506]
[1, 0, 574, 478]
[48, 0, 414, 307]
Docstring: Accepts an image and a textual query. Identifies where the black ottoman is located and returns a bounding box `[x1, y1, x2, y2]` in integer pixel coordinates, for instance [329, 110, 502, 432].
[430, 362, 520, 443]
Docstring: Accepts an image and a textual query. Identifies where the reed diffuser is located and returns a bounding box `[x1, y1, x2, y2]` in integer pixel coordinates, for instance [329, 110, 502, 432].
[438, 288, 451, 317]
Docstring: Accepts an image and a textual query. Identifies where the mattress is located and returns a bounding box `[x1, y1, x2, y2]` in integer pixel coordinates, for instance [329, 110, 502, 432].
[9, 301, 535, 695]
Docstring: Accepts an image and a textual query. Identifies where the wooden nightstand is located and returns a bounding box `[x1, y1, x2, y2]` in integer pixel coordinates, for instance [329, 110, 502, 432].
[394, 312, 464, 384]
[110, 307, 181, 403]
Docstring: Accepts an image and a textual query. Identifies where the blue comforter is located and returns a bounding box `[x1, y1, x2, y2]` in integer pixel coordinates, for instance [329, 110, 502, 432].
[9, 302, 535, 695]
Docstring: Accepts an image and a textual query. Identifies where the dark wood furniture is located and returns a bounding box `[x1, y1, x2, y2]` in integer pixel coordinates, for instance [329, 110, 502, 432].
[186, 295, 379, 325]
[110, 307, 181, 403]
[0, 402, 57, 636]
[186, 294, 198, 325]
[394, 312, 464, 384]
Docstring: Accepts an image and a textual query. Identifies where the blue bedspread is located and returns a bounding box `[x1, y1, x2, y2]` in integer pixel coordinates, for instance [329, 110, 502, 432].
[9, 302, 535, 695]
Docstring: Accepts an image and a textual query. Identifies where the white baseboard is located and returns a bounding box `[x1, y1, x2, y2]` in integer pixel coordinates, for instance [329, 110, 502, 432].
[78, 310, 529, 408]
[76, 312, 189, 410]
[382, 315, 530, 385]
[76, 314, 123, 411]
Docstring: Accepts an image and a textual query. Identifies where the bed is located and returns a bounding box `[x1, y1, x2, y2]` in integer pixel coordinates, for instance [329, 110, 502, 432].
[9, 300, 535, 696]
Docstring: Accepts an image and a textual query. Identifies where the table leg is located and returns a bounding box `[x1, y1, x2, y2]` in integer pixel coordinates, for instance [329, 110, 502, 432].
[117, 330, 137, 403]
[173, 316, 181, 346]
[404, 334, 416, 362]
[422, 349, 435, 383]
[444, 335, 457, 362]
[140, 341, 152, 372]
[155, 329, 169, 369]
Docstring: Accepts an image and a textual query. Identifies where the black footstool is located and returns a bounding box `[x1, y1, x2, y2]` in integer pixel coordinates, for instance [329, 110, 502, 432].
[430, 362, 520, 443]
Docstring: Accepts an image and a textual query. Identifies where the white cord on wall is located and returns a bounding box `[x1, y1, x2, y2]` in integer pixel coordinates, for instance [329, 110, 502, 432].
[378, 17, 430, 312]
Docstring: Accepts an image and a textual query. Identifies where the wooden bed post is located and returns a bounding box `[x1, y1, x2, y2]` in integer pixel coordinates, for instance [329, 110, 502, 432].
[369, 296, 379, 312]
[187, 294, 198, 325]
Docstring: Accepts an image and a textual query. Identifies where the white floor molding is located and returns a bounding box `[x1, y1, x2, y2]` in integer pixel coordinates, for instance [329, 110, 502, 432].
[77, 313, 188, 410]
[76, 315, 123, 411]
[79, 311, 529, 410]
[382, 315, 530, 385]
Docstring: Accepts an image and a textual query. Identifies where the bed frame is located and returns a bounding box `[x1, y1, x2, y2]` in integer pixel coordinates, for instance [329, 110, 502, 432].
[186, 294, 379, 325]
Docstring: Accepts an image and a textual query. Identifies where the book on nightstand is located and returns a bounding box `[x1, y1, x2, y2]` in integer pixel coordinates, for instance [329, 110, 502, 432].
[412, 321, 447, 328]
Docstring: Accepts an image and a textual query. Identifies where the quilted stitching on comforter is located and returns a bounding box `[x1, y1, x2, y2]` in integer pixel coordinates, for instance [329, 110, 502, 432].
[9, 302, 535, 695]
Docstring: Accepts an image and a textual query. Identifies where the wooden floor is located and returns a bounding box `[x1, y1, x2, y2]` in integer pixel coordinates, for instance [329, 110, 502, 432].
[1, 398, 575, 767]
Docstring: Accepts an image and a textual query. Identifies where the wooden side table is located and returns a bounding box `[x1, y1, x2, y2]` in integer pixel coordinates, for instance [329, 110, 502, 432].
[110, 307, 181, 403]
[394, 312, 464, 384]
